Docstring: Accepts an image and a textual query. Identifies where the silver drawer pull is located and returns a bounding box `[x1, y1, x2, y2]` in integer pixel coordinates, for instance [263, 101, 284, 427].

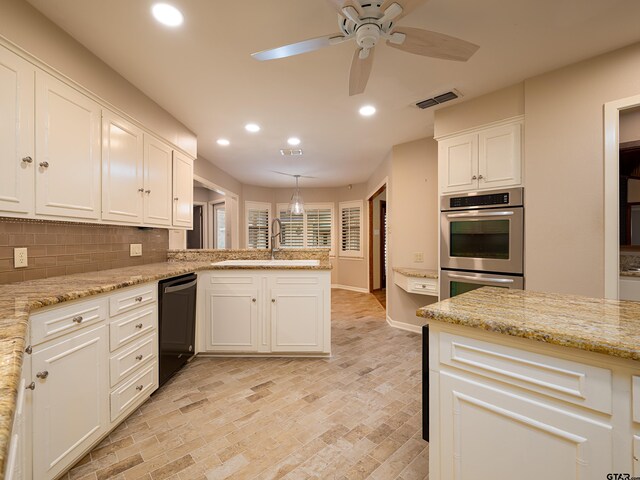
[136, 385, 144, 391]
[36, 371, 49, 379]
[135, 355, 143, 361]
[135, 296, 143, 302]
[25, 345, 32, 355]
[22, 156, 33, 164]
[26, 382, 35, 390]
[72, 315, 83, 323]
[135, 323, 143, 329]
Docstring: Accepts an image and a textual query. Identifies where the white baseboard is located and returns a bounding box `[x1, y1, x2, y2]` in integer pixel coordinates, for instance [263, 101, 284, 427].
[331, 284, 369, 294]
[386, 315, 423, 334]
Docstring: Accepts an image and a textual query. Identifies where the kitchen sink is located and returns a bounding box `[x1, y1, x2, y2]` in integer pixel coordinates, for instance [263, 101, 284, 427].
[211, 259, 320, 267]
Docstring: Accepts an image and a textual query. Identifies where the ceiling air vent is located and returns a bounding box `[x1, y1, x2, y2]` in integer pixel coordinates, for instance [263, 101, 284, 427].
[416, 90, 459, 109]
[280, 148, 303, 156]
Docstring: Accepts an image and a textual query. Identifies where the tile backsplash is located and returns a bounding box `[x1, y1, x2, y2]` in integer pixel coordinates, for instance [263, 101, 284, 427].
[0, 218, 168, 284]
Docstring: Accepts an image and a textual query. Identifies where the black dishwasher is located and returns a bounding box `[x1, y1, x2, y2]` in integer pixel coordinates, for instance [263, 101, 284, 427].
[158, 273, 197, 387]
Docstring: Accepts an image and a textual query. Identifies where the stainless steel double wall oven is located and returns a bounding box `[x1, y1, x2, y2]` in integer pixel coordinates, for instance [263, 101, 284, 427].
[440, 187, 524, 299]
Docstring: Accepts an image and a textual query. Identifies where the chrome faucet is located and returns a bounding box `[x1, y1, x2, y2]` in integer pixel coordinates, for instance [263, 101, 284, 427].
[270, 218, 282, 260]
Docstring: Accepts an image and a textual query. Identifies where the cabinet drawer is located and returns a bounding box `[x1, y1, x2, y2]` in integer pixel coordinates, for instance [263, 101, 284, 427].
[31, 297, 107, 345]
[633, 376, 640, 423]
[109, 306, 156, 351]
[109, 333, 156, 387]
[409, 277, 438, 295]
[439, 332, 612, 414]
[109, 284, 156, 316]
[110, 362, 156, 422]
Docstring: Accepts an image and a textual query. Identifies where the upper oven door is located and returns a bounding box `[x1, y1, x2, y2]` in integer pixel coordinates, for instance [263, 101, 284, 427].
[441, 207, 523, 274]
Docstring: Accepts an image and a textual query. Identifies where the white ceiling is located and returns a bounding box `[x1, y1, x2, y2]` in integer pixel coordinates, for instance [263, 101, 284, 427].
[27, 0, 640, 187]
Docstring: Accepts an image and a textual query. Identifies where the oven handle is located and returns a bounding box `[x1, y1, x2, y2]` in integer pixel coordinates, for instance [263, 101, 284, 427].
[164, 279, 197, 293]
[447, 273, 515, 284]
[446, 211, 515, 218]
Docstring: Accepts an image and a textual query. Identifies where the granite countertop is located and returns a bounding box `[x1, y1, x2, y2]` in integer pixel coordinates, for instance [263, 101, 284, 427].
[393, 267, 439, 279]
[417, 287, 640, 362]
[620, 270, 640, 277]
[0, 258, 332, 477]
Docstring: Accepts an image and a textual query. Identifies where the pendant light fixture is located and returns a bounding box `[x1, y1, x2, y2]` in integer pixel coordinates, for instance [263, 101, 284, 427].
[288, 175, 305, 215]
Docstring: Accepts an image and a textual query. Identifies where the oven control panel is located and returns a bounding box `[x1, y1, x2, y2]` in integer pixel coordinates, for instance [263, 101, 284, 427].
[441, 187, 523, 211]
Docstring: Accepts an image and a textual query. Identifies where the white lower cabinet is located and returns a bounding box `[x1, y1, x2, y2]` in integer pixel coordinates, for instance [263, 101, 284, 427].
[10, 283, 159, 480]
[429, 324, 639, 480]
[31, 324, 109, 480]
[199, 270, 331, 355]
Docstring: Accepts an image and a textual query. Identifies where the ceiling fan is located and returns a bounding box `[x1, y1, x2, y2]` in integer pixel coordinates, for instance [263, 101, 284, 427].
[251, 0, 480, 96]
[271, 171, 317, 179]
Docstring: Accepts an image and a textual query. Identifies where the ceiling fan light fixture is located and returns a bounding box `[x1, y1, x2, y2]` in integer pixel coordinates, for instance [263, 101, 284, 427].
[151, 3, 183, 27]
[359, 105, 376, 116]
[245, 123, 261, 133]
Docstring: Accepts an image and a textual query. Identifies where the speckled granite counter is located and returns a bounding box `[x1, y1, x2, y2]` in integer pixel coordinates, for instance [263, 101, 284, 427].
[393, 267, 438, 279]
[417, 287, 640, 362]
[620, 270, 640, 277]
[0, 255, 331, 478]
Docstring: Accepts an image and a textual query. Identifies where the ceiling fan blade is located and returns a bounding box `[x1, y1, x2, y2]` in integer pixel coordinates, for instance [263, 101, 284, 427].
[386, 27, 479, 61]
[325, 0, 363, 16]
[380, 0, 428, 21]
[349, 47, 375, 96]
[252, 34, 347, 61]
[271, 171, 317, 179]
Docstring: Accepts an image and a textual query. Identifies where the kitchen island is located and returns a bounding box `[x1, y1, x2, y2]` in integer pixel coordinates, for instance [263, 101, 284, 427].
[417, 287, 640, 480]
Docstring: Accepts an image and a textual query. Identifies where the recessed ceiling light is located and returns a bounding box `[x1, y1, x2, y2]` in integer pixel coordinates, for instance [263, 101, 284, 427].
[216, 138, 230, 146]
[287, 137, 301, 146]
[151, 3, 184, 27]
[359, 105, 376, 117]
[245, 123, 261, 133]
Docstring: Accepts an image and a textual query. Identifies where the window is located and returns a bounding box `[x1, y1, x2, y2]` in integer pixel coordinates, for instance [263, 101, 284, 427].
[339, 200, 363, 257]
[245, 201, 270, 249]
[276, 203, 334, 255]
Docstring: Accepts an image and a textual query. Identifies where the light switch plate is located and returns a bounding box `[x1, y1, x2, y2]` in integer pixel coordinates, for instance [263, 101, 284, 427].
[130, 244, 142, 257]
[413, 252, 424, 263]
[14, 248, 28, 268]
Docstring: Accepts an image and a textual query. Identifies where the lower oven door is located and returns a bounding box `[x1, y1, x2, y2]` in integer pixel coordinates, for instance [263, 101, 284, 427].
[441, 207, 523, 274]
[439, 270, 524, 300]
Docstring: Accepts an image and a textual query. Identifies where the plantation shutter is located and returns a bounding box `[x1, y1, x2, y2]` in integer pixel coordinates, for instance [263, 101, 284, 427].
[247, 205, 269, 249]
[307, 207, 332, 249]
[279, 209, 304, 248]
[340, 202, 362, 257]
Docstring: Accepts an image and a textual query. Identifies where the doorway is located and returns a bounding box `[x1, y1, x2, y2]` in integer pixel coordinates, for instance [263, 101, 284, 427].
[187, 204, 204, 249]
[368, 184, 387, 307]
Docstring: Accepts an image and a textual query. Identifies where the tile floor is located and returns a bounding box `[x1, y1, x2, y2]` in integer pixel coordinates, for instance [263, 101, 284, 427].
[64, 289, 428, 480]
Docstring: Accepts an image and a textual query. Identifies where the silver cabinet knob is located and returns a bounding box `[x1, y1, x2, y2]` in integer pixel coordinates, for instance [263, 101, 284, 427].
[135, 323, 143, 329]
[25, 345, 32, 355]
[39, 161, 49, 168]
[174, 197, 179, 201]
[72, 315, 83, 323]
[22, 156, 33, 164]
[478, 174, 484, 179]
[252, 298, 256, 302]
[471, 175, 477, 180]
[135, 355, 143, 361]
[26, 382, 35, 390]
[145, 189, 151, 194]
[36, 371, 49, 379]
[135, 296, 143, 302]
[271, 299, 276, 303]
[138, 188, 144, 193]
[136, 385, 144, 391]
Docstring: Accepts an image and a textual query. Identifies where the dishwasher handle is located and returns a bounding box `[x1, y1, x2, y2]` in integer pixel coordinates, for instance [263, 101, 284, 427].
[164, 279, 197, 294]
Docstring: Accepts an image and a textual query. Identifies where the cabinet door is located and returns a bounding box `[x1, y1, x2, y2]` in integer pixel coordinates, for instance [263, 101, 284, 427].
[35, 71, 101, 219]
[101, 110, 144, 223]
[439, 133, 478, 193]
[0, 47, 35, 215]
[32, 325, 108, 480]
[143, 135, 172, 226]
[204, 288, 259, 352]
[270, 287, 324, 352]
[172, 151, 193, 228]
[477, 122, 522, 190]
[437, 371, 612, 480]
[5, 346, 32, 480]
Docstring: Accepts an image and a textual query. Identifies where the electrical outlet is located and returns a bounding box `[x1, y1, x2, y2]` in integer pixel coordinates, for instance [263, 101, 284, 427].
[413, 252, 424, 263]
[14, 248, 28, 268]
[130, 244, 142, 257]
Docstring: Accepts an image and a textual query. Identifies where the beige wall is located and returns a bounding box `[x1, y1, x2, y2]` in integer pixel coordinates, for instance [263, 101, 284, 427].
[620, 106, 640, 143]
[194, 157, 242, 196]
[388, 138, 439, 327]
[0, 0, 196, 156]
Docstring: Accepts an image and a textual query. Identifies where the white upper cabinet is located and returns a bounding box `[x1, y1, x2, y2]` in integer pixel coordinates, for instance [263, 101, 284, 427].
[172, 151, 193, 228]
[439, 118, 523, 193]
[101, 110, 144, 223]
[0, 47, 35, 215]
[143, 135, 172, 226]
[35, 71, 101, 219]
